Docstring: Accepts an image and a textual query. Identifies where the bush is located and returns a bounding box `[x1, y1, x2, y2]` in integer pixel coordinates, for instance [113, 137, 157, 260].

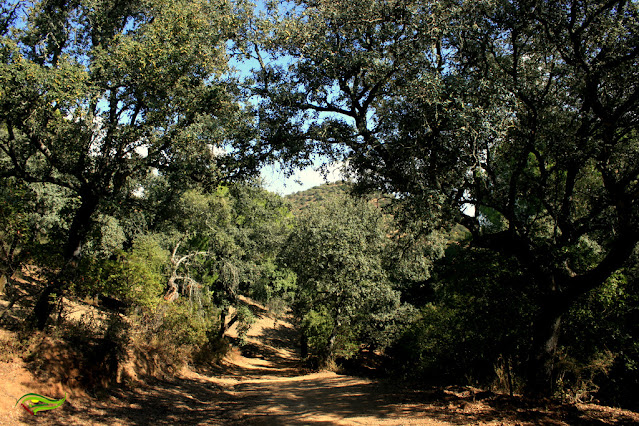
[302, 307, 336, 360]
[234, 305, 256, 346]
[560, 269, 639, 409]
[73, 234, 168, 308]
[555, 349, 616, 403]
[389, 247, 534, 389]
[129, 300, 219, 374]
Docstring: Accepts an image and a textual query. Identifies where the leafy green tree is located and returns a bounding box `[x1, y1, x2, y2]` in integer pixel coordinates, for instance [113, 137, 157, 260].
[437, 0, 639, 394]
[257, 0, 639, 393]
[139, 184, 242, 334]
[226, 182, 295, 303]
[280, 194, 401, 365]
[134, 179, 294, 339]
[0, 0, 256, 328]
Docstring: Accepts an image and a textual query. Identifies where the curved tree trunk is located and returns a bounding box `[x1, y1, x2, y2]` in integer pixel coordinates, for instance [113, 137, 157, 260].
[218, 306, 228, 338]
[32, 193, 99, 330]
[524, 230, 637, 396]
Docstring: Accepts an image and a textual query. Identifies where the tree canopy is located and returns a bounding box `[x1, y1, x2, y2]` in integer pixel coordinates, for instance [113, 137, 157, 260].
[280, 193, 403, 364]
[0, 0, 251, 259]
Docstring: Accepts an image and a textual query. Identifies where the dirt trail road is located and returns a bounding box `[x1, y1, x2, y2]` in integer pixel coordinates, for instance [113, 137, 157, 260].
[3, 303, 639, 425]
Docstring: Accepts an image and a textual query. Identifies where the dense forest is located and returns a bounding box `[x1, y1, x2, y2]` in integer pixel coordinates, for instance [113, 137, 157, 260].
[1, 0, 638, 413]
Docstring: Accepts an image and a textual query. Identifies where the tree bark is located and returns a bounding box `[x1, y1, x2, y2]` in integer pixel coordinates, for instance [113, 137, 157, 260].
[219, 306, 228, 339]
[525, 230, 639, 395]
[526, 304, 563, 396]
[322, 305, 342, 367]
[31, 192, 99, 330]
[63, 191, 100, 261]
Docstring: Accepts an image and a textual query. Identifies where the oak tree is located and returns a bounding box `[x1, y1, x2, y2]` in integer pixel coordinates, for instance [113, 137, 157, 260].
[280, 194, 401, 365]
[257, 0, 639, 393]
[0, 0, 254, 328]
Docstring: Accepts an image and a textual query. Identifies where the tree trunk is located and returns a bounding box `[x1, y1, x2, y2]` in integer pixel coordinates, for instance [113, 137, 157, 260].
[219, 306, 228, 339]
[322, 306, 342, 367]
[505, 355, 514, 397]
[63, 192, 100, 261]
[324, 327, 338, 366]
[300, 332, 308, 358]
[31, 193, 99, 330]
[526, 304, 563, 396]
[32, 281, 63, 330]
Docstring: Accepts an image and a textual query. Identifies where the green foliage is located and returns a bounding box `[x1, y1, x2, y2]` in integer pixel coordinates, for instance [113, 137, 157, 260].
[301, 306, 338, 359]
[560, 268, 639, 408]
[281, 193, 402, 363]
[0, 179, 78, 271]
[257, 0, 639, 395]
[125, 235, 170, 308]
[127, 300, 220, 374]
[84, 214, 127, 258]
[233, 305, 256, 346]
[0, 0, 274, 330]
[74, 234, 168, 308]
[391, 247, 535, 388]
[159, 301, 213, 349]
[0, 178, 39, 275]
[0, 0, 258, 267]
[250, 258, 297, 305]
[384, 227, 448, 305]
[141, 182, 294, 310]
[1, 0, 637, 402]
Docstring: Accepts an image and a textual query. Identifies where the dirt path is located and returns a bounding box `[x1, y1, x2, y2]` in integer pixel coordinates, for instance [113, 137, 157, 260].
[3, 303, 639, 425]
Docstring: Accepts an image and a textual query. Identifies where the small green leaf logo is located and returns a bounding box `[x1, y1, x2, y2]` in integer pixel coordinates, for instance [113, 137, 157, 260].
[15, 393, 66, 415]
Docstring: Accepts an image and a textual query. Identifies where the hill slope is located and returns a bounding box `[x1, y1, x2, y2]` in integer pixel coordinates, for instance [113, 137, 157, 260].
[286, 182, 393, 214]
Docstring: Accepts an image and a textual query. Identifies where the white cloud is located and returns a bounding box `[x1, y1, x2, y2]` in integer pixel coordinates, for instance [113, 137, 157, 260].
[261, 162, 345, 195]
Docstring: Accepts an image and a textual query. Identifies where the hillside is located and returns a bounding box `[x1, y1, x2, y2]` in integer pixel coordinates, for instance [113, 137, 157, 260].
[285, 182, 393, 214]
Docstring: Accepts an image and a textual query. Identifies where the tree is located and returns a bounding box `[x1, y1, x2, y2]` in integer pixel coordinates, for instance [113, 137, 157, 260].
[280, 194, 401, 365]
[226, 182, 296, 305]
[257, 0, 639, 394]
[440, 0, 639, 394]
[135, 177, 294, 338]
[0, 0, 256, 328]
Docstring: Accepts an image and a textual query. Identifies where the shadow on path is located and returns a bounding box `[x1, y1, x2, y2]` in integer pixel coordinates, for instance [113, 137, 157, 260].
[32, 375, 639, 426]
